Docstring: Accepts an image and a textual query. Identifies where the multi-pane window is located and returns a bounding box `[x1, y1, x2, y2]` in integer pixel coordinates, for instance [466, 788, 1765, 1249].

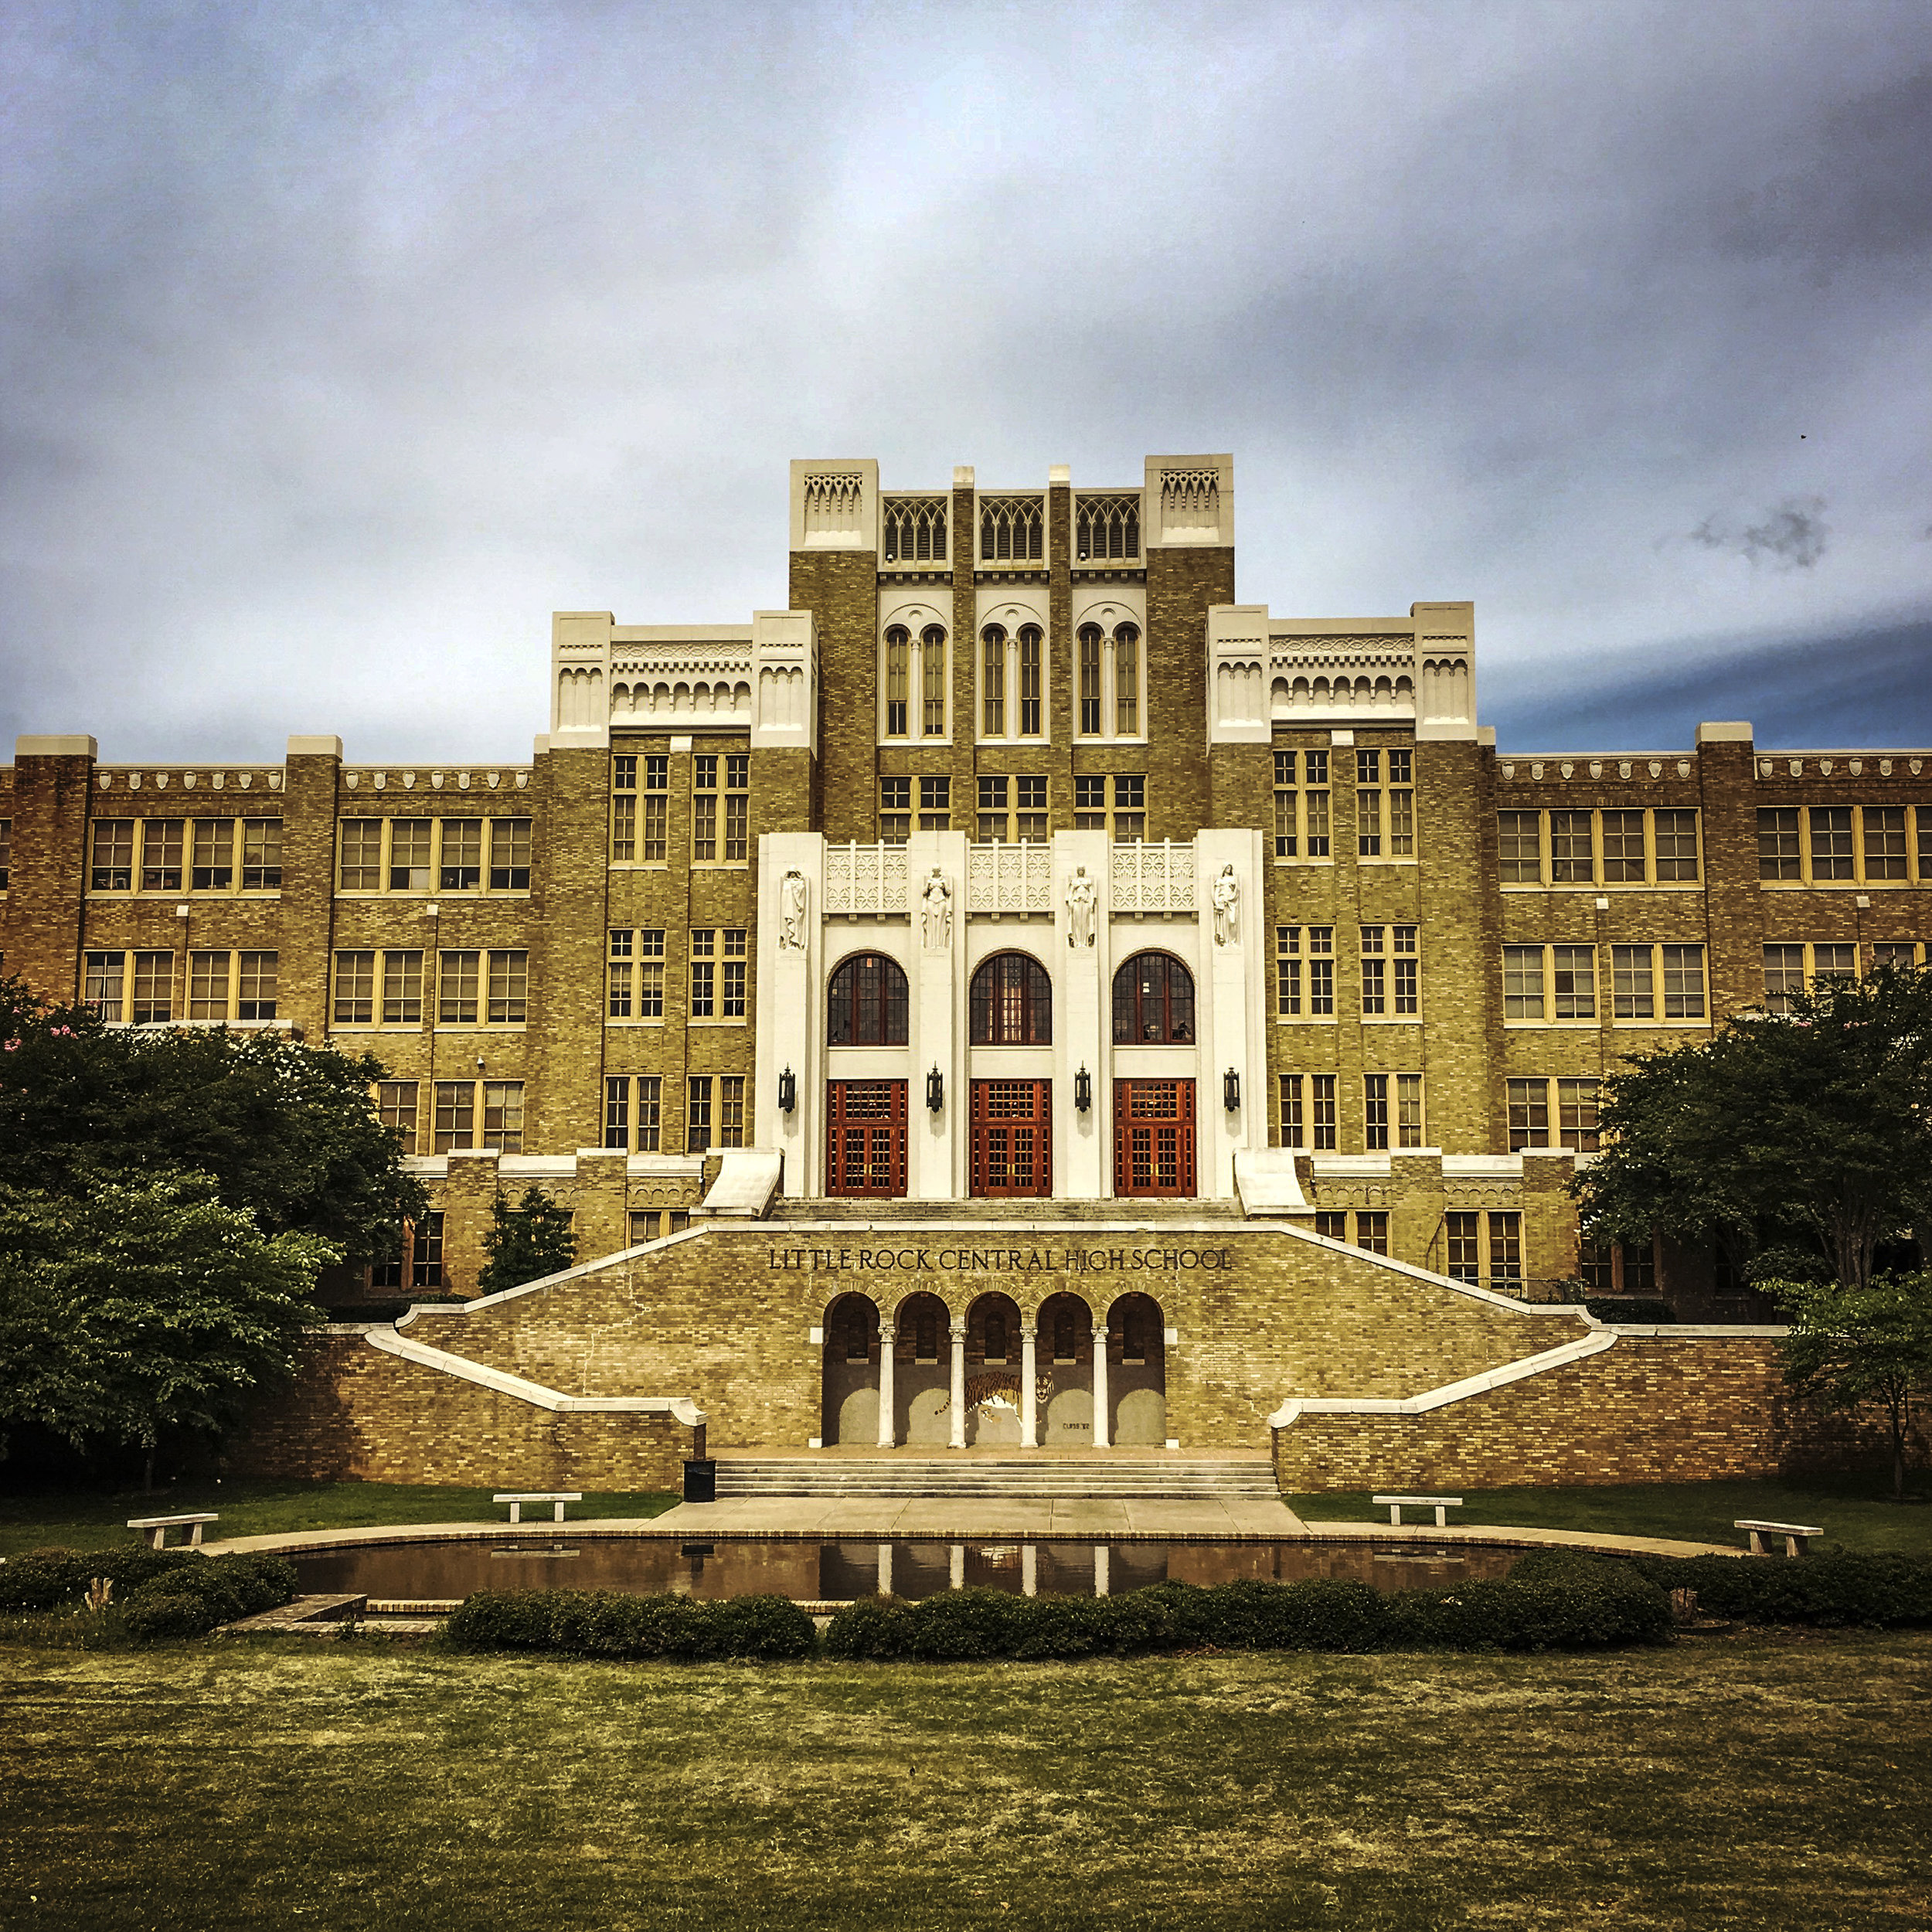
[376, 1080, 419, 1155]
[389, 819, 431, 890]
[1445, 1212, 1481, 1284]
[1549, 811, 1592, 883]
[1395, 1072, 1423, 1147]
[488, 818, 532, 889]
[628, 1208, 690, 1243]
[430, 1079, 525, 1153]
[434, 949, 528, 1026]
[335, 956, 372, 1028]
[83, 951, 126, 1018]
[1873, 941, 1925, 969]
[433, 1080, 474, 1152]
[883, 628, 950, 739]
[1600, 810, 1645, 883]
[1018, 627, 1042, 736]
[1355, 748, 1414, 859]
[1393, 926, 1418, 1015]
[1763, 941, 1859, 1012]
[718, 1074, 746, 1148]
[611, 754, 637, 859]
[980, 496, 1043, 561]
[637, 754, 667, 861]
[883, 497, 947, 563]
[382, 951, 423, 1025]
[136, 819, 182, 890]
[241, 818, 282, 889]
[1611, 944, 1706, 1021]
[1498, 811, 1540, 883]
[1355, 1211, 1389, 1256]
[486, 951, 528, 1025]
[607, 928, 666, 1021]
[1363, 1072, 1422, 1151]
[1507, 1077, 1549, 1150]
[1079, 628, 1102, 734]
[1360, 927, 1386, 1015]
[412, 1211, 444, 1287]
[438, 951, 479, 1025]
[180, 947, 274, 1023]
[1447, 1213, 1528, 1291]
[90, 820, 134, 890]
[982, 628, 1006, 736]
[438, 819, 481, 889]
[1277, 1073, 1338, 1150]
[1275, 927, 1301, 1016]
[1076, 494, 1140, 560]
[0, 817, 10, 889]
[1272, 749, 1331, 859]
[977, 623, 1046, 736]
[1074, 622, 1144, 737]
[922, 626, 948, 735]
[178, 815, 283, 891]
[1073, 774, 1145, 842]
[1488, 1212, 1522, 1291]
[1502, 946, 1545, 1019]
[1359, 926, 1419, 1019]
[601, 1075, 663, 1152]
[722, 930, 747, 1019]
[1809, 808, 1854, 880]
[481, 1081, 523, 1151]
[1552, 945, 1594, 1019]
[131, 950, 174, 1023]
[189, 951, 230, 1021]
[191, 818, 233, 889]
[1314, 1212, 1349, 1243]
[1504, 944, 1596, 1022]
[687, 1076, 714, 1154]
[692, 757, 719, 861]
[976, 776, 1049, 844]
[1864, 807, 1907, 879]
[335, 951, 424, 1027]
[690, 930, 716, 1017]
[1558, 1078, 1599, 1151]
[724, 754, 749, 860]
[1114, 625, 1141, 734]
[1757, 808, 1800, 880]
[1653, 809, 1699, 880]
[1762, 944, 1805, 1013]
[1308, 926, 1335, 1015]
[919, 775, 951, 831]
[879, 777, 910, 844]
[885, 628, 910, 736]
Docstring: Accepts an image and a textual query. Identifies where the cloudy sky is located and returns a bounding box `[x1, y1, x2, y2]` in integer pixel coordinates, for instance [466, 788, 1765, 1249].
[4, 0, 1929, 764]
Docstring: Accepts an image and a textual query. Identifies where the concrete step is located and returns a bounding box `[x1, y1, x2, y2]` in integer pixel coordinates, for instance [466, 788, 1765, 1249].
[713, 1457, 1280, 1499]
[771, 1199, 1243, 1223]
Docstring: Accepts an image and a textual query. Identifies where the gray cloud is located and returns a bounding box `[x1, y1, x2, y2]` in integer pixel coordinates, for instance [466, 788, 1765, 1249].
[1689, 498, 1830, 570]
[2, 1, 1929, 761]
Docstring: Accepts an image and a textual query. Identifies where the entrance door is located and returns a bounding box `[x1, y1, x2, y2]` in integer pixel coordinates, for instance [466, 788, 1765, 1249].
[825, 1080, 907, 1196]
[1112, 1080, 1196, 1197]
[971, 1080, 1052, 1197]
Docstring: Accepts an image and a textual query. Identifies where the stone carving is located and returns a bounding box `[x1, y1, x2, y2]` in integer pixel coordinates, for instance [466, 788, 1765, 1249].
[1212, 864, 1241, 947]
[921, 869, 953, 950]
[1066, 866, 1097, 948]
[779, 870, 808, 951]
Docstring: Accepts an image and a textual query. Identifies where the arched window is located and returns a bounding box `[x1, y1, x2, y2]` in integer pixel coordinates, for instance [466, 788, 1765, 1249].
[1053, 1304, 1081, 1361]
[884, 628, 910, 736]
[971, 952, 1053, 1045]
[985, 1308, 1008, 1361]
[1018, 626, 1042, 735]
[1113, 952, 1195, 1044]
[921, 625, 947, 734]
[981, 625, 1006, 735]
[1078, 625, 1103, 734]
[827, 953, 909, 1046]
[1114, 624, 1141, 735]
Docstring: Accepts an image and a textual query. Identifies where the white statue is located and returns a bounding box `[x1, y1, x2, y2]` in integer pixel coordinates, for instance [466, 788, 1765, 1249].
[1065, 866, 1097, 949]
[921, 869, 953, 950]
[1212, 863, 1241, 946]
[779, 869, 808, 951]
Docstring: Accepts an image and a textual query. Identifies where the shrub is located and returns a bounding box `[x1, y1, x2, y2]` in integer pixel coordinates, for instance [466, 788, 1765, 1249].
[446, 1588, 815, 1662]
[445, 1589, 553, 1651]
[0, 1548, 93, 1613]
[1209, 1577, 1386, 1653]
[1629, 1553, 1932, 1628]
[122, 1592, 222, 1640]
[712, 1594, 816, 1662]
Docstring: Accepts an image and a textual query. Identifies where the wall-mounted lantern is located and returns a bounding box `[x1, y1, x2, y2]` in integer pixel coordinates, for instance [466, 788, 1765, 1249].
[926, 1065, 945, 1113]
[1223, 1068, 1240, 1113]
[1074, 1065, 1092, 1114]
[777, 1066, 797, 1114]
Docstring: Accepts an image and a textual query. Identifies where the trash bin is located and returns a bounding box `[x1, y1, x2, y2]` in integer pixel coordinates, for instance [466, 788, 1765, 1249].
[683, 1459, 716, 1504]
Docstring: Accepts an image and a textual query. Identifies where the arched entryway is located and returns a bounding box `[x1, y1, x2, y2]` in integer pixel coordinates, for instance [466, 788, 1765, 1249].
[1105, 1292, 1167, 1445]
[964, 1292, 1025, 1444]
[1035, 1291, 1096, 1447]
[820, 1292, 880, 1446]
[889, 1291, 952, 1447]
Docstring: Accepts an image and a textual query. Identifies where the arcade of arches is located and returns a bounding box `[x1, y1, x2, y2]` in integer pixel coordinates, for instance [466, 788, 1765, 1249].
[821, 1288, 1168, 1447]
[821, 950, 1201, 1200]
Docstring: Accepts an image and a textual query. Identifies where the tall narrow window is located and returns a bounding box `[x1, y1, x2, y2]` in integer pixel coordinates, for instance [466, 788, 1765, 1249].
[84, 951, 126, 1019]
[1018, 627, 1042, 735]
[1393, 926, 1419, 1015]
[1654, 809, 1699, 881]
[719, 1075, 747, 1149]
[724, 753, 749, 861]
[1308, 927, 1335, 1015]
[1502, 946, 1545, 1019]
[1600, 811, 1645, 883]
[1498, 810, 1540, 883]
[1549, 811, 1592, 882]
[131, 951, 173, 1024]
[1488, 1212, 1522, 1291]
[1078, 626, 1102, 734]
[1445, 1212, 1480, 1284]
[1113, 775, 1145, 842]
[189, 950, 230, 1020]
[922, 626, 948, 735]
[1274, 751, 1300, 858]
[439, 819, 481, 890]
[192, 818, 233, 889]
[722, 929, 747, 1019]
[1552, 944, 1594, 1019]
[1114, 624, 1140, 735]
[1661, 945, 1706, 1019]
[691, 929, 716, 1018]
[1310, 1073, 1337, 1150]
[1304, 751, 1331, 856]
[1015, 777, 1047, 842]
[434, 1082, 474, 1151]
[378, 1081, 419, 1155]
[607, 930, 634, 1018]
[981, 627, 1006, 736]
[1278, 1075, 1303, 1147]
[1865, 806, 1907, 879]
[438, 951, 480, 1025]
[0, 816, 11, 890]
[604, 1075, 630, 1149]
[1387, 749, 1413, 856]
[885, 628, 910, 736]
[1611, 945, 1654, 1020]
[636, 1077, 662, 1151]
[390, 819, 430, 891]
[487, 951, 528, 1025]
[383, 951, 423, 1025]
[1396, 1073, 1423, 1147]
[1356, 749, 1382, 857]
[241, 818, 281, 889]
[687, 1077, 714, 1154]
[1757, 808, 1799, 881]
[642, 754, 668, 861]
[488, 818, 532, 890]
[879, 777, 910, 844]
[1276, 926, 1301, 1015]
[1363, 1073, 1390, 1150]
[918, 776, 950, 831]
[1508, 1077, 1550, 1149]
[334, 951, 376, 1026]
[692, 756, 718, 861]
[1360, 926, 1386, 1015]
[236, 951, 277, 1021]
[141, 820, 184, 891]
[1809, 808, 1853, 879]
[1557, 1078, 1599, 1151]
[91, 820, 134, 891]
[611, 755, 637, 861]
[481, 1082, 523, 1152]
[978, 776, 1009, 843]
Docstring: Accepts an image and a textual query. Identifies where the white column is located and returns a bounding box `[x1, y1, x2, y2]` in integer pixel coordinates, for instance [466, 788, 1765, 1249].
[1094, 1545, 1111, 1596]
[1091, 1318, 1111, 1449]
[949, 1543, 965, 1590]
[876, 1543, 893, 1597]
[755, 832, 826, 1197]
[948, 1319, 967, 1448]
[1053, 830, 1111, 1199]
[876, 1313, 896, 1448]
[1196, 826, 1265, 1202]
[1022, 1545, 1037, 1597]
[1019, 1324, 1037, 1447]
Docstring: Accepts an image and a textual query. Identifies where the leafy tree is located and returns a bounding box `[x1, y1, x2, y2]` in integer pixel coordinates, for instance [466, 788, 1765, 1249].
[1573, 962, 1932, 1294]
[476, 1185, 578, 1298]
[0, 975, 426, 1261]
[0, 1177, 335, 1485]
[1774, 1273, 1932, 1501]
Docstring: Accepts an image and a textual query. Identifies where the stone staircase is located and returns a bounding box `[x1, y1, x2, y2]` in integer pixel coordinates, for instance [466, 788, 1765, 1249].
[770, 1198, 1243, 1224]
[713, 1454, 1279, 1501]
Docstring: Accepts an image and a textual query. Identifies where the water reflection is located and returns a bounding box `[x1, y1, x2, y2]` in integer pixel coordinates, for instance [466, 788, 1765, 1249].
[292, 1537, 1514, 1603]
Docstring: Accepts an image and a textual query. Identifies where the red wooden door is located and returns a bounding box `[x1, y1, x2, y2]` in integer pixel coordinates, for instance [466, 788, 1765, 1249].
[1112, 1080, 1196, 1197]
[971, 1080, 1052, 1197]
[825, 1080, 907, 1196]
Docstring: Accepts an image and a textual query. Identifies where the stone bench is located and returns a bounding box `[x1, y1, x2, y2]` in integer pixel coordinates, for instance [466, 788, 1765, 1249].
[127, 1513, 219, 1550]
[1372, 1494, 1463, 1528]
[494, 1492, 582, 1524]
[1736, 1518, 1823, 1558]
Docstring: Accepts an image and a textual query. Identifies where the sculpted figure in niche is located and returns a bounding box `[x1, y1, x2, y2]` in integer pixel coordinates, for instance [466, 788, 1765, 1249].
[1212, 864, 1241, 947]
[921, 869, 953, 950]
[780, 869, 808, 951]
[1066, 866, 1097, 949]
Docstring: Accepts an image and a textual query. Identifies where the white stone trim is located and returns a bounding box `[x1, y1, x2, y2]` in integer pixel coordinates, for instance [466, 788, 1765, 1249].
[1269, 1332, 1616, 1429]
[363, 1326, 704, 1424]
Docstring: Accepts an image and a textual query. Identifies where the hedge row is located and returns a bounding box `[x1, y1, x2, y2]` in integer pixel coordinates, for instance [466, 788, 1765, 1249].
[1624, 1550, 1932, 1627]
[0, 1545, 298, 1638]
[446, 1589, 815, 1660]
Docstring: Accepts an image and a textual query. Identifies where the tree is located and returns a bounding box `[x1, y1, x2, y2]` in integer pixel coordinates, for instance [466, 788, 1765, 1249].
[476, 1185, 577, 1298]
[1774, 1273, 1932, 1501]
[0, 975, 427, 1261]
[0, 1177, 336, 1484]
[1573, 961, 1932, 1294]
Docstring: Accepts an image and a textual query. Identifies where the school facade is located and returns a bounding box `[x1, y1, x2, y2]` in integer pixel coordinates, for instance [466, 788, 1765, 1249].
[4, 452, 1926, 1481]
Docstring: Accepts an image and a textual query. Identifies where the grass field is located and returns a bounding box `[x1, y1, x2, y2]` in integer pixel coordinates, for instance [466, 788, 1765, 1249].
[0, 1479, 681, 1558]
[1287, 1473, 1932, 1556]
[2, 1630, 1927, 1930]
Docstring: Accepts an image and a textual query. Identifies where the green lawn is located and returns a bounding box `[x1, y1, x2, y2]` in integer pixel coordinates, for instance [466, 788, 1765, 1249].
[1287, 1474, 1932, 1555]
[2, 1632, 1927, 1930]
[0, 1479, 680, 1558]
